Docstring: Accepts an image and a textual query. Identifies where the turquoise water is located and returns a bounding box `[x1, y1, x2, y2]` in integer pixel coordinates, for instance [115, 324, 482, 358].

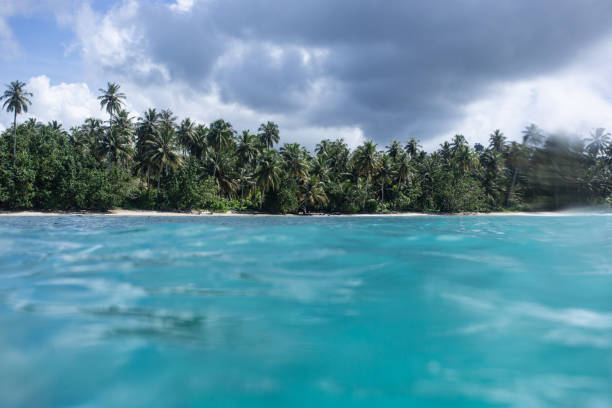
[1, 215, 612, 407]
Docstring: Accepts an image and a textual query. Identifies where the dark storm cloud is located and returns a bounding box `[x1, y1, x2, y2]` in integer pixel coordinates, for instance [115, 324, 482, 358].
[129, 0, 612, 142]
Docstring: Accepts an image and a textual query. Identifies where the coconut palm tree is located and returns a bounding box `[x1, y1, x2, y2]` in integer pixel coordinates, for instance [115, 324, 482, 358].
[376, 154, 394, 203]
[353, 141, 380, 180]
[177, 118, 195, 155]
[190, 124, 209, 160]
[299, 176, 328, 213]
[310, 155, 330, 182]
[237, 167, 254, 199]
[98, 82, 126, 122]
[255, 150, 282, 206]
[136, 109, 160, 162]
[145, 125, 184, 189]
[488, 129, 507, 153]
[258, 121, 280, 149]
[98, 126, 133, 168]
[78, 118, 104, 157]
[207, 119, 235, 177]
[47, 120, 67, 136]
[480, 149, 504, 205]
[236, 130, 258, 167]
[385, 140, 403, 161]
[210, 154, 238, 197]
[405, 138, 420, 160]
[522, 123, 544, 147]
[315, 139, 332, 158]
[159, 108, 177, 129]
[280, 143, 310, 182]
[395, 152, 413, 190]
[584, 128, 610, 157]
[352, 141, 381, 208]
[504, 124, 544, 205]
[1, 80, 33, 157]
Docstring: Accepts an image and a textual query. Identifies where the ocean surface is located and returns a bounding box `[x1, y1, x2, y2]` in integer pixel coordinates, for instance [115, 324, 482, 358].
[1, 215, 611, 407]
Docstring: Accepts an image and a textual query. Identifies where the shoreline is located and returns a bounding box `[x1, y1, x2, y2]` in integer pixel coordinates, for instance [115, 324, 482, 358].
[0, 209, 610, 217]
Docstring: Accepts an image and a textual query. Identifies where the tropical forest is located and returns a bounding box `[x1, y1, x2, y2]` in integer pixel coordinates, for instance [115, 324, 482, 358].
[1, 81, 611, 213]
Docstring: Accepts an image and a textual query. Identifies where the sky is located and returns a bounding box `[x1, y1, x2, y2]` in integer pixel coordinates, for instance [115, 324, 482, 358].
[2, 0, 612, 150]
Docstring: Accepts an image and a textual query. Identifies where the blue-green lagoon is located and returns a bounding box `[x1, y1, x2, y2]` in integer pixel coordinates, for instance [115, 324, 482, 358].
[1, 215, 611, 407]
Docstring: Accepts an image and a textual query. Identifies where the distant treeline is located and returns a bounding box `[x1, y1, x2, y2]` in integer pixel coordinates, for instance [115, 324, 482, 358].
[1, 81, 611, 213]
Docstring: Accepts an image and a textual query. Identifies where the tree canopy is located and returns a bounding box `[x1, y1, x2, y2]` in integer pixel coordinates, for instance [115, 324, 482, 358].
[1, 81, 611, 213]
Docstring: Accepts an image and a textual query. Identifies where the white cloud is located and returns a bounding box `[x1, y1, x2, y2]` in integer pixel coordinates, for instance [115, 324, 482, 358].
[427, 37, 612, 151]
[8, 0, 612, 152]
[169, 0, 196, 13]
[0, 74, 362, 151]
[71, 1, 170, 81]
[0, 17, 19, 59]
[0, 75, 100, 129]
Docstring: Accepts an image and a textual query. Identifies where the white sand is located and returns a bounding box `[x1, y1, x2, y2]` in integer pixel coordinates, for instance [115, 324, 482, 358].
[0, 209, 609, 217]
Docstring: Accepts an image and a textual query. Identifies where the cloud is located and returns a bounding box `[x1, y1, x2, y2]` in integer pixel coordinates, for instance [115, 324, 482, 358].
[0, 75, 100, 130]
[0, 16, 19, 59]
[169, 0, 196, 13]
[71, 1, 170, 82]
[425, 36, 612, 150]
[8, 0, 612, 148]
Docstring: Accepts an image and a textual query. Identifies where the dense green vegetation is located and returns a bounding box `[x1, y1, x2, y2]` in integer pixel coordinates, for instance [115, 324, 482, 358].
[1, 81, 611, 213]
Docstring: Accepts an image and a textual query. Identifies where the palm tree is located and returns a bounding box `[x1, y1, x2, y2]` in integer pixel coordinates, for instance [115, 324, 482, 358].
[47, 120, 67, 135]
[1, 81, 33, 157]
[376, 154, 394, 203]
[78, 118, 104, 156]
[299, 176, 328, 213]
[315, 139, 332, 158]
[258, 121, 280, 149]
[480, 149, 504, 205]
[159, 108, 177, 129]
[395, 153, 413, 190]
[280, 143, 310, 182]
[209, 154, 238, 197]
[488, 129, 507, 153]
[584, 128, 610, 157]
[177, 118, 195, 155]
[405, 138, 420, 160]
[255, 150, 282, 206]
[190, 125, 209, 160]
[450, 134, 468, 156]
[310, 155, 330, 182]
[98, 82, 126, 122]
[236, 130, 258, 167]
[237, 167, 254, 199]
[137, 109, 160, 136]
[386, 140, 403, 161]
[98, 126, 133, 168]
[207, 119, 235, 177]
[352, 141, 381, 208]
[145, 125, 184, 189]
[522, 123, 544, 147]
[504, 124, 543, 205]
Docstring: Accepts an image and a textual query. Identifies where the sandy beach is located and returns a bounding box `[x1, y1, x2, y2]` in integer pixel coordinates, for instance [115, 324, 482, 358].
[0, 209, 609, 217]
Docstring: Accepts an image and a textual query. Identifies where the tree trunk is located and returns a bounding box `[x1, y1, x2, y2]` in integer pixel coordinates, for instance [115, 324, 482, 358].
[13, 111, 17, 158]
[504, 168, 519, 206]
[381, 182, 384, 203]
[213, 151, 219, 178]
